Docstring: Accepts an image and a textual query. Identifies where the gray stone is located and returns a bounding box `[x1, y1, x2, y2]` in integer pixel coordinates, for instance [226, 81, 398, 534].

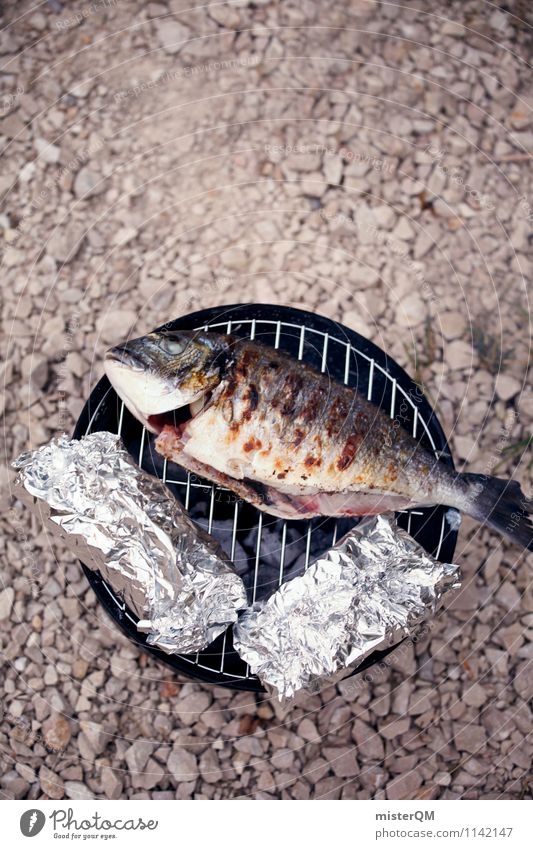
[297, 718, 318, 742]
[64, 781, 95, 800]
[79, 720, 107, 754]
[97, 310, 139, 345]
[100, 766, 123, 800]
[386, 771, 423, 799]
[199, 748, 224, 783]
[494, 373, 521, 401]
[35, 138, 60, 164]
[39, 765, 65, 799]
[167, 747, 199, 783]
[0, 587, 15, 620]
[454, 724, 487, 753]
[513, 661, 533, 700]
[73, 166, 105, 199]
[125, 741, 155, 773]
[47, 226, 86, 263]
[155, 19, 189, 54]
[175, 690, 212, 725]
[352, 720, 385, 760]
[462, 683, 487, 708]
[323, 746, 359, 777]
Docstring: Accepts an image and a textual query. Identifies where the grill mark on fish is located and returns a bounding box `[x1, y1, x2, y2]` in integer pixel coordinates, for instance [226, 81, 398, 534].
[243, 436, 262, 452]
[336, 433, 363, 471]
[241, 383, 259, 421]
[292, 427, 306, 448]
[279, 372, 305, 416]
[325, 395, 351, 438]
[299, 384, 329, 425]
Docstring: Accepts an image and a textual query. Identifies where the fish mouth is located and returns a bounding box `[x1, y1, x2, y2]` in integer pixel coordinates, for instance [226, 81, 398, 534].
[104, 346, 212, 436]
[146, 392, 210, 437]
[105, 344, 145, 370]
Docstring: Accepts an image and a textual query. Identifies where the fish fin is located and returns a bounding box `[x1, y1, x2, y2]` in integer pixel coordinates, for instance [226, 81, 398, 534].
[460, 473, 533, 553]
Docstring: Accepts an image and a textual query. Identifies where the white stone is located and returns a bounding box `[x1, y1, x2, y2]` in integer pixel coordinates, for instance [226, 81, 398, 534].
[113, 226, 138, 246]
[47, 226, 86, 263]
[323, 155, 343, 185]
[97, 310, 139, 344]
[29, 12, 47, 30]
[35, 138, 60, 164]
[64, 781, 95, 801]
[100, 766, 123, 799]
[125, 741, 154, 773]
[73, 166, 104, 199]
[354, 204, 377, 245]
[372, 205, 395, 228]
[19, 162, 35, 183]
[396, 292, 426, 327]
[343, 309, 371, 337]
[349, 264, 381, 286]
[167, 747, 199, 782]
[71, 78, 94, 99]
[391, 217, 415, 240]
[0, 588, 15, 620]
[155, 19, 189, 55]
[494, 373, 521, 401]
[445, 339, 473, 370]
[208, 4, 241, 27]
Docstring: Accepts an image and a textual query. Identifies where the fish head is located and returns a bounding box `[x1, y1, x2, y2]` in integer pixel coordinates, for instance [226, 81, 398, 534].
[104, 329, 229, 433]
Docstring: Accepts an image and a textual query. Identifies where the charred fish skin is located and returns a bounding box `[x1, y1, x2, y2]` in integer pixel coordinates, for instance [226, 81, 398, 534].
[106, 329, 533, 551]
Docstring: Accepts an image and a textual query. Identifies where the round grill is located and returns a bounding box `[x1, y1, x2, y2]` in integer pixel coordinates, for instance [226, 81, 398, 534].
[74, 303, 458, 691]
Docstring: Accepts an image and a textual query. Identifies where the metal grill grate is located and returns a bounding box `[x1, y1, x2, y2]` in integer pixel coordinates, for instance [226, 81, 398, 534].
[77, 306, 456, 689]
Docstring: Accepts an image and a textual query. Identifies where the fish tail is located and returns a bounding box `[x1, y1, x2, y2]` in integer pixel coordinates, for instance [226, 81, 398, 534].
[457, 472, 533, 552]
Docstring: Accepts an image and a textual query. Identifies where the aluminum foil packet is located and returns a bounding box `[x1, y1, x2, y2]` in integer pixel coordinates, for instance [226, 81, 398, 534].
[12, 431, 247, 654]
[233, 514, 461, 701]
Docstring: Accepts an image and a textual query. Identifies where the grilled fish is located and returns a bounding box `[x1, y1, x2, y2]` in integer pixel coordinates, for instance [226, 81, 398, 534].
[104, 329, 533, 551]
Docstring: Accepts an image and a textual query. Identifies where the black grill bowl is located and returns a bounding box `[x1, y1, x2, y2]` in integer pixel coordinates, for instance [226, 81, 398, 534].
[73, 303, 458, 692]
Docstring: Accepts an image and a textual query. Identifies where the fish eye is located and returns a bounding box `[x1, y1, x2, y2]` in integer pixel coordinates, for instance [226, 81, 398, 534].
[159, 335, 185, 355]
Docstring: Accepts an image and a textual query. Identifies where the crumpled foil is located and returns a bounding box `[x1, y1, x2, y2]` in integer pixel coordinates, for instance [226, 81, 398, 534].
[233, 514, 461, 701]
[12, 432, 247, 655]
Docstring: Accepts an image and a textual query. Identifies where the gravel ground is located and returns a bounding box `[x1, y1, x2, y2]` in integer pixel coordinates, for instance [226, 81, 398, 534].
[1, 0, 532, 801]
